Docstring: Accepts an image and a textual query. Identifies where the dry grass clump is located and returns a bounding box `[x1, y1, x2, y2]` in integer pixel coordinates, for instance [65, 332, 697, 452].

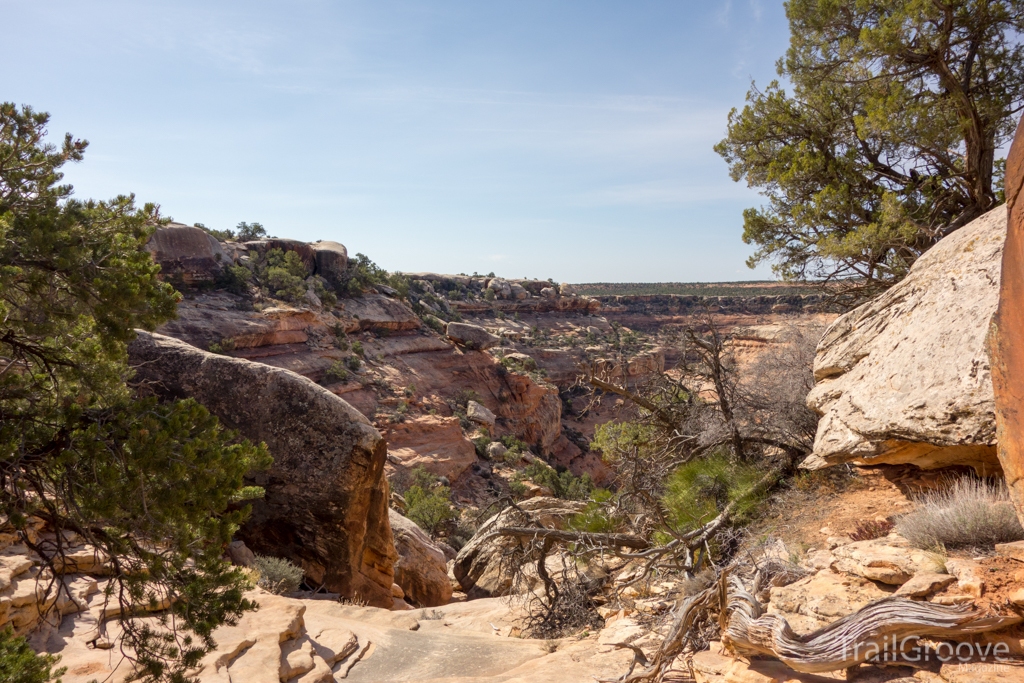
[896, 478, 1024, 550]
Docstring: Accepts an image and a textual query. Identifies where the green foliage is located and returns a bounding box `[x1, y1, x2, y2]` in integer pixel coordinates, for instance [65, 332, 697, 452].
[662, 454, 766, 532]
[340, 253, 409, 298]
[568, 489, 621, 534]
[253, 555, 304, 595]
[519, 462, 593, 501]
[0, 103, 273, 682]
[351, 341, 364, 356]
[472, 435, 492, 458]
[483, 288, 496, 301]
[405, 484, 459, 537]
[194, 221, 267, 242]
[208, 337, 236, 355]
[324, 361, 349, 383]
[716, 0, 1024, 301]
[0, 628, 64, 683]
[343, 355, 361, 372]
[591, 422, 658, 463]
[235, 222, 267, 241]
[421, 314, 445, 333]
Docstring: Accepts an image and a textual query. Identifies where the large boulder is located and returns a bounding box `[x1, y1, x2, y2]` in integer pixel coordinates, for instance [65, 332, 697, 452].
[313, 241, 348, 285]
[388, 509, 452, 607]
[446, 322, 500, 351]
[805, 206, 1006, 473]
[145, 223, 228, 284]
[127, 331, 396, 607]
[452, 497, 587, 599]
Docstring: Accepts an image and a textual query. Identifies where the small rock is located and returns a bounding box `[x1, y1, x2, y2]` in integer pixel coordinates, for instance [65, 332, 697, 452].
[486, 442, 508, 460]
[945, 558, 985, 598]
[227, 540, 255, 567]
[1009, 588, 1024, 607]
[930, 594, 975, 605]
[996, 540, 1024, 562]
[466, 400, 496, 428]
[894, 572, 956, 598]
[391, 583, 404, 599]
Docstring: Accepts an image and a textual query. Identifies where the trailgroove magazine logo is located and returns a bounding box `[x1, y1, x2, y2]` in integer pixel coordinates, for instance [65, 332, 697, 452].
[845, 636, 1013, 665]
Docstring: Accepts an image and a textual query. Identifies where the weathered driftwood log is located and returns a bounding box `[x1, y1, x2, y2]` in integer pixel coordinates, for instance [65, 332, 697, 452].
[722, 577, 1019, 673]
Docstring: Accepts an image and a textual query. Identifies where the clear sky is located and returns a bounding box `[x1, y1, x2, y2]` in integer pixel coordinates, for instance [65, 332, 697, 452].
[4, 0, 791, 282]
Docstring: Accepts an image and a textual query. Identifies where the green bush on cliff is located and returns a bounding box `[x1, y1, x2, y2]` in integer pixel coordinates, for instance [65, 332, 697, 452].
[0, 103, 272, 682]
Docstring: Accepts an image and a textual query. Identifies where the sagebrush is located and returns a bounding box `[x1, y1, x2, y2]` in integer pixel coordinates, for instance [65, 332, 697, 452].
[897, 478, 1024, 550]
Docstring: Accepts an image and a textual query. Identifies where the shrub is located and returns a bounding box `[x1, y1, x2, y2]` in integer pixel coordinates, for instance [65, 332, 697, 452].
[324, 361, 349, 383]
[662, 453, 767, 532]
[405, 485, 458, 537]
[568, 490, 621, 533]
[519, 461, 593, 501]
[473, 435, 492, 458]
[344, 355, 361, 371]
[253, 555, 304, 595]
[351, 341, 364, 356]
[0, 627, 65, 683]
[896, 478, 1024, 550]
[484, 288, 496, 301]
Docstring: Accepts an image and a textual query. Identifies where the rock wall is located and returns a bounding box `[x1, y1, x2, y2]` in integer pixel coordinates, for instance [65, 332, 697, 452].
[992, 116, 1024, 523]
[805, 206, 1006, 472]
[128, 331, 397, 607]
[594, 293, 837, 316]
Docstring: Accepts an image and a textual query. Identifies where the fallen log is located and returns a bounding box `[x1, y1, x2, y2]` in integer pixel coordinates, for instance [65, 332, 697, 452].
[722, 577, 1020, 673]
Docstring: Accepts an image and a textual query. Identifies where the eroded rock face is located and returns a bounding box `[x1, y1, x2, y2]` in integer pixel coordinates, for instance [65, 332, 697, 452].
[145, 223, 227, 285]
[127, 331, 396, 607]
[313, 241, 348, 285]
[992, 117, 1024, 524]
[388, 509, 453, 607]
[384, 415, 478, 481]
[805, 206, 1006, 472]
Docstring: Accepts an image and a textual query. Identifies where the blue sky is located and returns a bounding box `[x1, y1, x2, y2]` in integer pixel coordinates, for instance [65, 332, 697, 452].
[4, 1, 791, 282]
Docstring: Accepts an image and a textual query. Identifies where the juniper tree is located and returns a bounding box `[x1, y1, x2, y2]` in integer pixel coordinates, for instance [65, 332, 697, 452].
[0, 103, 271, 682]
[717, 0, 1024, 302]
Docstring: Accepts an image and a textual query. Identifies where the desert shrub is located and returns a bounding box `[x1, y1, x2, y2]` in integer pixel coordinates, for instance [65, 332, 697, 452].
[351, 341, 364, 356]
[0, 627, 65, 683]
[253, 555, 304, 595]
[235, 221, 268, 241]
[208, 337, 235, 355]
[568, 489, 621, 533]
[324, 361, 349, 383]
[850, 519, 894, 542]
[520, 462, 593, 501]
[405, 484, 459, 537]
[422, 314, 445, 333]
[662, 453, 767, 532]
[484, 288, 496, 301]
[344, 355, 361, 371]
[341, 253, 409, 298]
[473, 435, 492, 458]
[896, 478, 1024, 550]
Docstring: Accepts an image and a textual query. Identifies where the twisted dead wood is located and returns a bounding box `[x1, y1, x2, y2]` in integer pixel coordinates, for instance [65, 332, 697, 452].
[722, 576, 1020, 673]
